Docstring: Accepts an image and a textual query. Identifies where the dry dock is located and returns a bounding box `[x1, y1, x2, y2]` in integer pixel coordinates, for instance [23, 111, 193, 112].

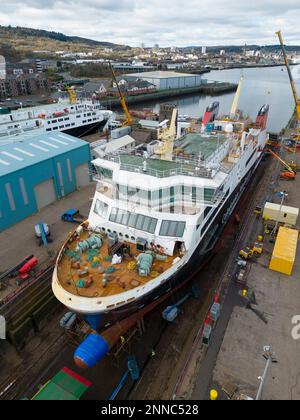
[1, 123, 299, 401]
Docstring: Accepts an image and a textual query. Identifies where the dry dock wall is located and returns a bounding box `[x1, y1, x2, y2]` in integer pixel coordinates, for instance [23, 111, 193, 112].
[101, 82, 237, 108]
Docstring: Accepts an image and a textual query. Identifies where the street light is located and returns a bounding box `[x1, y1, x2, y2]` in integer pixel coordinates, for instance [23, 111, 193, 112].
[255, 346, 278, 401]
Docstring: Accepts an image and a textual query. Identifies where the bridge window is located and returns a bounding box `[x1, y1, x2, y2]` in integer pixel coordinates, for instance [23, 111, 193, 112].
[109, 208, 157, 234]
[94, 199, 108, 218]
[160, 220, 186, 237]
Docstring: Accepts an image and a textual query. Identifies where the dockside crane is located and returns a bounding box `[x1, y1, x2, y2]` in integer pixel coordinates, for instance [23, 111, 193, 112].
[63, 85, 77, 105]
[109, 63, 133, 127]
[267, 148, 296, 180]
[155, 108, 178, 161]
[276, 31, 300, 123]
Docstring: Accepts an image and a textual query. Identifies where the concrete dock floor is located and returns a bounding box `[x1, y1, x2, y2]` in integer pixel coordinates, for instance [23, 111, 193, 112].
[208, 177, 300, 400]
[0, 184, 95, 299]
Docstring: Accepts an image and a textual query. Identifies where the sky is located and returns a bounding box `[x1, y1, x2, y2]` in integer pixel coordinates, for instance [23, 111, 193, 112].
[0, 0, 300, 47]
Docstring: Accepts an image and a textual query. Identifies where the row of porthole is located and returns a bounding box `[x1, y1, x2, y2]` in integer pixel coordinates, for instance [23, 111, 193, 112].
[101, 227, 136, 242]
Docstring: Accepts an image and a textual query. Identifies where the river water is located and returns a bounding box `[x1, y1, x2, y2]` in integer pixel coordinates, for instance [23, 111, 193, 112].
[150, 66, 300, 133]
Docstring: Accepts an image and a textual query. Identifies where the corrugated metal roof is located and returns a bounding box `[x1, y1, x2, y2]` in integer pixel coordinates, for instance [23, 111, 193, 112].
[0, 132, 88, 177]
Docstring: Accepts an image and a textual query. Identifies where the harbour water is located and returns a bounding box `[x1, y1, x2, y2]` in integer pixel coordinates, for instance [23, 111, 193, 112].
[151, 66, 300, 133]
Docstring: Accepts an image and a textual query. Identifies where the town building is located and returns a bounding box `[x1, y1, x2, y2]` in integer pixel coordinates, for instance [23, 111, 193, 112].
[125, 71, 204, 90]
[0, 74, 50, 99]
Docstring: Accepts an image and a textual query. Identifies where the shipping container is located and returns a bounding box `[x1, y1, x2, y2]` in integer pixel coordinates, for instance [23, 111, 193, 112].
[263, 202, 299, 226]
[269, 227, 298, 276]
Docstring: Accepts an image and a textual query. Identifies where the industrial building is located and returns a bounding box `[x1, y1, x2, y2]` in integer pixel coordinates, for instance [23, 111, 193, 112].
[0, 132, 91, 231]
[125, 71, 204, 90]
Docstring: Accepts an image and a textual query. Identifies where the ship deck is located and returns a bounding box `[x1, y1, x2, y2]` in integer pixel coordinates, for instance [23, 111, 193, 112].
[57, 228, 179, 299]
[174, 133, 226, 159]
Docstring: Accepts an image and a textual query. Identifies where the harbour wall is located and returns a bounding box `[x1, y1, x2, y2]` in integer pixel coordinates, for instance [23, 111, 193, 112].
[101, 82, 237, 108]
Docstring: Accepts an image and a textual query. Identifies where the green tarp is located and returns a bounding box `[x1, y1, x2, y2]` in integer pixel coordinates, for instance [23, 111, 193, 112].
[32, 367, 92, 401]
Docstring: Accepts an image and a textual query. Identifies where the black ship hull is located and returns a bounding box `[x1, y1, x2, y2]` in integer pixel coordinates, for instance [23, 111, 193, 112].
[96, 154, 264, 332]
[62, 120, 108, 138]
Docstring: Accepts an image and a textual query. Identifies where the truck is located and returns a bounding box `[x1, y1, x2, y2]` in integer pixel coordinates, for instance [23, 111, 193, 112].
[61, 209, 85, 224]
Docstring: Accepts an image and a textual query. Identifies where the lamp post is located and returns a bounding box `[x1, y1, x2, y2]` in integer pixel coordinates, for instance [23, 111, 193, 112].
[255, 346, 278, 401]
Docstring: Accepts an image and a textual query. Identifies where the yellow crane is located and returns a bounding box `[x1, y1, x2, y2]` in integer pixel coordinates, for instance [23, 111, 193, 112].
[276, 31, 300, 122]
[109, 62, 133, 127]
[64, 85, 77, 105]
[155, 108, 178, 161]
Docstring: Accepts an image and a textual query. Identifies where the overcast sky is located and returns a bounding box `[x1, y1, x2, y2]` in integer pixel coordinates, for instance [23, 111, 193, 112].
[0, 0, 299, 47]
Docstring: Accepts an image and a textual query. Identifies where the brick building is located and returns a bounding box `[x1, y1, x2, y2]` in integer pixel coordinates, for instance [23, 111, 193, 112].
[0, 73, 50, 98]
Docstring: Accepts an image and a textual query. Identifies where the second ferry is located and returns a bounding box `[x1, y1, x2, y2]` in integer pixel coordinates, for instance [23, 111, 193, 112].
[0, 88, 113, 142]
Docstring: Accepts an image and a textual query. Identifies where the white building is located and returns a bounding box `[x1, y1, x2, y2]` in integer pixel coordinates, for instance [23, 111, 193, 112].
[125, 71, 204, 90]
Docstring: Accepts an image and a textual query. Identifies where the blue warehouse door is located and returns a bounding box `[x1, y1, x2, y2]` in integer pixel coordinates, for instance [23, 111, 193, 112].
[34, 178, 56, 210]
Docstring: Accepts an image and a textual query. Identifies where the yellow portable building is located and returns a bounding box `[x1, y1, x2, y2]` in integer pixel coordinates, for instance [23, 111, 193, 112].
[269, 227, 298, 276]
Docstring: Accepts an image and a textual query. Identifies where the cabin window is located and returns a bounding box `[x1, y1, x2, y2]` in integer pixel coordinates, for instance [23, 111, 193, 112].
[160, 220, 186, 238]
[94, 199, 108, 218]
[204, 188, 215, 202]
[97, 166, 113, 180]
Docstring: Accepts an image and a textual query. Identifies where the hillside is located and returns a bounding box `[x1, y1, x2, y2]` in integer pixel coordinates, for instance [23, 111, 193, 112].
[0, 25, 130, 60]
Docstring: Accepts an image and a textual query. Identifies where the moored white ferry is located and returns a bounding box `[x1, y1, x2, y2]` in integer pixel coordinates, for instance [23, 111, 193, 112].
[0, 97, 113, 143]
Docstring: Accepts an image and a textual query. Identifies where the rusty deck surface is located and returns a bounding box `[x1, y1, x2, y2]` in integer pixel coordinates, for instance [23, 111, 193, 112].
[57, 229, 177, 299]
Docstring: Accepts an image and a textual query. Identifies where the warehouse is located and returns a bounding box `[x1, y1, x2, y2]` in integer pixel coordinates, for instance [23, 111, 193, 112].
[0, 132, 91, 231]
[125, 71, 204, 90]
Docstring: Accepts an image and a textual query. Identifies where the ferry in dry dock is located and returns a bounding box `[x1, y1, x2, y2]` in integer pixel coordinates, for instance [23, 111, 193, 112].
[52, 81, 269, 330]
